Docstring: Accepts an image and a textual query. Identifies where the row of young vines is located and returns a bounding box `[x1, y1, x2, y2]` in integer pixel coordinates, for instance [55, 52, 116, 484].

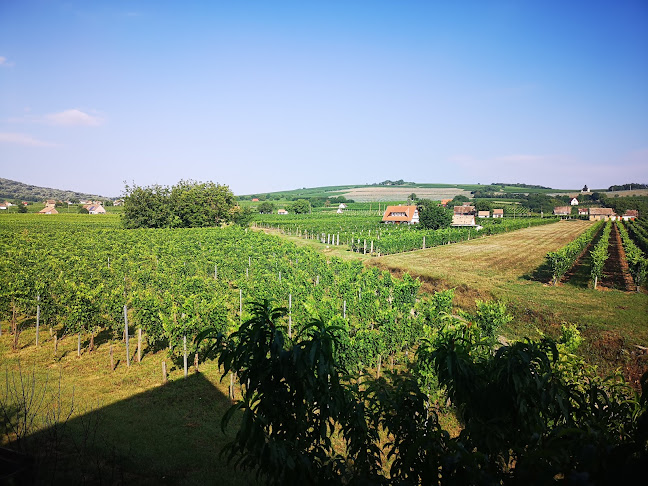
[255, 213, 559, 255]
[617, 220, 648, 291]
[0, 216, 447, 373]
[546, 221, 604, 285]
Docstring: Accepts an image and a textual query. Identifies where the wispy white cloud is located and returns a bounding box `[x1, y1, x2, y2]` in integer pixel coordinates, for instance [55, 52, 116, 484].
[0, 132, 58, 147]
[0, 56, 14, 67]
[7, 109, 104, 126]
[43, 109, 103, 126]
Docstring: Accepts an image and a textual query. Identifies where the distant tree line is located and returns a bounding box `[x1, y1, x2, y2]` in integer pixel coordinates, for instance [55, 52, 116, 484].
[122, 180, 250, 229]
[608, 183, 648, 191]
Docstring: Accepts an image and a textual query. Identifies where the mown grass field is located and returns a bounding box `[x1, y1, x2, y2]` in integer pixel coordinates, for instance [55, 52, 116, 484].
[366, 220, 647, 379]
[0, 326, 257, 485]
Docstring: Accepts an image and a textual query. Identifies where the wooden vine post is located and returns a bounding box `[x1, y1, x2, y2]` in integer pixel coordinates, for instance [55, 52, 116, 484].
[35, 294, 40, 346]
[137, 328, 142, 363]
[183, 335, 188, 378]
[124, 305, 130, 367]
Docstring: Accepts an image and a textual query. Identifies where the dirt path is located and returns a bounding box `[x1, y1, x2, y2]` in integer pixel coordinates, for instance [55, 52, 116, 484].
[599, 222, 635, 291]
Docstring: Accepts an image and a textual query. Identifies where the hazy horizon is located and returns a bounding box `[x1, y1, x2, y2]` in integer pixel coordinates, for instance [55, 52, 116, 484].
[1, 1, 647, 196]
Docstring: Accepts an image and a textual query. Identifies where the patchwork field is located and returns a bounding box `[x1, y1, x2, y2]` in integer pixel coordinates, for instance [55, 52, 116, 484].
[339, 186, 472, 202]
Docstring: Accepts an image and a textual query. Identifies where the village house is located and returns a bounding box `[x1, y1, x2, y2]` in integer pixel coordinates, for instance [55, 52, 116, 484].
[492, 208, 504, 218]
[83, 204, 107, 214]
[39, 206, 58, 215]
[453, 205, 475, 215]
[440, 199, 452, 207]
[451, 214, 476, 226]
[570, 198, 579, 206]
[45, 199, 56, 207]
[382, 205, 419, 225]
[0, 201, 11, 210]
[477, 210, 490, 218]
[622, 210, 639, 221]
[588, 208, 617, 221]
[553, 206, 571, 218]
[277, 209, 288, 215]
[578, 208, 589, 217]
[113, 199, 124, 206]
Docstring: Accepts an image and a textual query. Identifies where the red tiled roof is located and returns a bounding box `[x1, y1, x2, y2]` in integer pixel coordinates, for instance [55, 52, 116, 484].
[589, 208, 615, 216]
[453, 205, 475, 215]
[382, 205, 418, 222]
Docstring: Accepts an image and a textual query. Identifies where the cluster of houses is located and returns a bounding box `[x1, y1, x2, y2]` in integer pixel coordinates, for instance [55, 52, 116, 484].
[37, 199, 107, 215]
[553, 205, 638, 221]
[380, 203, 504, 227]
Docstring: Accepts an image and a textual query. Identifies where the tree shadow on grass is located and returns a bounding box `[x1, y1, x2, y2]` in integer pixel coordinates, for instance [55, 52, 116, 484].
[7, 372, 256, 485]
[522, 258, 553, 283]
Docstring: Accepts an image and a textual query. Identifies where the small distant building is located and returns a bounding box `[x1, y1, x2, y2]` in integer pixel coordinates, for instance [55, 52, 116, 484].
[45, 199, 56, 207]
[477, 210, 490, 218]
[39, 206, 58, 215]
[570, 198, 579, 206]
[589, 208, 616, 221]
[622, 210, 639, 221]
[252, 198, 259, 202]
[382, 205, 419, 224]
[113, 199, 124, 206]
[453, 205, 475, 215]
[451, 214, 476, 226]
[554, 206, 571, 217]
[578, 208, 589, 217]
[492, 209, 504, 218]
[83, 204, 106, 214]
[440, 199, 452, 207]
[277, 209, 288, 215]
[581, 185, 590, 193]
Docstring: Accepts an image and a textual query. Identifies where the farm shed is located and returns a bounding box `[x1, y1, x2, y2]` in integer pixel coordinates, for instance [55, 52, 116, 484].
[277, 209, 288, 215]
[492, 209, 504, 218]
[451, 214, 476, 226]
[589, 208, 617, 221]
[477, 210, 490, 218]
[553, 206, 571, 217]
[382, 205, 419, 224]
[622, 210, 639, 221]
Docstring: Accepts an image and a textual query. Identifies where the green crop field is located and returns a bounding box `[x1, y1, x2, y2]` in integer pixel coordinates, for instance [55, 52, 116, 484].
[1, 212, 646, 483]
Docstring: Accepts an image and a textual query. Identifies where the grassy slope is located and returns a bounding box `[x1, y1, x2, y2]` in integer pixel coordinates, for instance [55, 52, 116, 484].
[366, 220, 647, 373]
[239, 183, 582, 199]
[0, 327, 257, 485]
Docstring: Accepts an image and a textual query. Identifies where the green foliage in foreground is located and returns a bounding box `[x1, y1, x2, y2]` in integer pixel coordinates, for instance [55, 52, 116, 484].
[200, 300, 648, 486]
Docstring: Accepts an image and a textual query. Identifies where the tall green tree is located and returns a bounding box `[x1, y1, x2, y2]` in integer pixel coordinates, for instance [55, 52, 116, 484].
[417, 199, 452, 229]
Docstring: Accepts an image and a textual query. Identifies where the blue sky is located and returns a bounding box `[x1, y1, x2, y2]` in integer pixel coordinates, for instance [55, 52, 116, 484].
[1, 0, 647, 197]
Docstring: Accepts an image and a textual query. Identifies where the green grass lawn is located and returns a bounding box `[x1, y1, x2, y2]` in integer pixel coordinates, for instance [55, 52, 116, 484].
[0, 325, 257, 485]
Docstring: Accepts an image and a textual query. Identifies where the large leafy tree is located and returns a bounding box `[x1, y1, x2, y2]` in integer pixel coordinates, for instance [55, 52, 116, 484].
[417, 199, 452, 229]
[121, 180, 236, 229]
[291, 199, 310, 214]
